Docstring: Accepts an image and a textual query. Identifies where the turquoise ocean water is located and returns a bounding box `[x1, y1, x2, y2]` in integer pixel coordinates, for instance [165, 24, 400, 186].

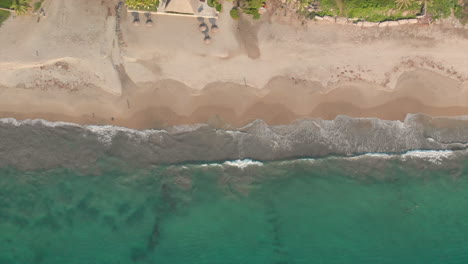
[1, 153, 468, 264]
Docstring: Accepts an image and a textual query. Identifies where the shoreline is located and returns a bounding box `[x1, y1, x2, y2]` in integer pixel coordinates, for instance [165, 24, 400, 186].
[0, 69, 467, 129]
[1, 113, 468, 170]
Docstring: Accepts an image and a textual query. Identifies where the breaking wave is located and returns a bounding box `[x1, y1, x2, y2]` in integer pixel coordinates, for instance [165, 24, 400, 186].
[1, 113, 468, 170]
[223, 159, 264, 169]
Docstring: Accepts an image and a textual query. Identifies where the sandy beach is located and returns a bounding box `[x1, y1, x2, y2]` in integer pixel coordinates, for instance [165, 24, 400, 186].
[0, 0, 467, 129]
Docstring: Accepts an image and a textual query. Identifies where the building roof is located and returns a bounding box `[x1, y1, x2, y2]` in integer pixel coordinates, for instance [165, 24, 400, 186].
[163, 0, 201, 14]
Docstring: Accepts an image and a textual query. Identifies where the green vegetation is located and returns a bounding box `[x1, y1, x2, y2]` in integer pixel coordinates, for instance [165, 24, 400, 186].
[302, 0, 466, 22]
[303, 0, 413, 21]
[396, 0, 414, 9]
[343, 0, 420, 21]
[126, 0, 159, 11]
[208, 0, 223, 12]
[0, 0, 12, 9]
[239, 0, 264, 18]
[456, 0, 468, 24]
[0, 9, 10, 26]
[0, 0, 46, 18]
[33, 0, 43, 12]
[427, 0, 456, 19]
[421, 0, 466, 21]
[314, 0, 340, 16]
[10, 0, 29, 15]
[230, 6, 239, 19]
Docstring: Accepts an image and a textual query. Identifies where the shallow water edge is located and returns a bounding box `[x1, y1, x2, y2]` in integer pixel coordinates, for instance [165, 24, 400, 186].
[1, 113, 468, 170]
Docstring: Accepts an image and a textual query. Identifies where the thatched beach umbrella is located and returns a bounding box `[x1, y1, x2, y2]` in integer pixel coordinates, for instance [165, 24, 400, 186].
[146, 19, 154, 27]
[211, 25, 218, 33]
[199, 24, 207, 32]
[204, 35, 211, 44]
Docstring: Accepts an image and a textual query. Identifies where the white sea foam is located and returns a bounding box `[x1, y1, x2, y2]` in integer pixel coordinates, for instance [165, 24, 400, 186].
[29, 119, 80, 128]
[363, 153, 393, 158]
[226, 130, 241, 136]
[0, 118, 80, 128]
[84, 125, 126, 145]
[223, 159, 263, 169]
[200, 160, 264, 169]
[345, 151, 454, 164]
[297, 158, 316, 163]
[0, 118, 172, 145]
[342, 153, 392, 161]
[401, 150, 454, 164]
[200, 163, 224, 168]
[168, 124, 206, 134]
[0, 118, 22, 126]
[84, 125, 164, 145]
[0, 117, 465, 167]
[276, 158, 316, 166]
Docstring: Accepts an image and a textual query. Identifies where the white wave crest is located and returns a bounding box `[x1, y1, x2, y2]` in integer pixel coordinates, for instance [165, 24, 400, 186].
[0, 118, 175, 146]
[84, 125, 164, 146]
[200, 163, 224, 168]
[296, 158, 316, 163]
[223, 159, 263, 169]
[344, 153, 394, 160]
[168, 124, 206, 134]
[363, 153, 393, 159]
[85, 125, 128, 145]
[0, 118, 24, 127]
[401, 150, 454, 164]
[0, 118, 80, 128]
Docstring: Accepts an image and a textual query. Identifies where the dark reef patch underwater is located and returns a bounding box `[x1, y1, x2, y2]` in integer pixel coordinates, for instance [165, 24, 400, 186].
[1, 115, 468, 263]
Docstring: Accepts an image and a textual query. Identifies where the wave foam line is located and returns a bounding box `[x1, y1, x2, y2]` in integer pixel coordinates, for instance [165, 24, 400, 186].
[0, 117, 466, 167]
[401, 150, 454, 164]
[223, 159, 264, 169]
[0, 118, 167, 146]
[317, 150, 456, 165]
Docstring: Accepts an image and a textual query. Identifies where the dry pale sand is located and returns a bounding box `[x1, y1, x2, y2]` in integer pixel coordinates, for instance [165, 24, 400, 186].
[0, 0, 467, 129]
[0, 0, 121, 94]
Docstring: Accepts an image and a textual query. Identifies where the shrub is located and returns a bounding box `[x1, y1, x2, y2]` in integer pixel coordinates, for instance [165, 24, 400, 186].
[316, 0, 339, 16]
[0, 0, 13, 9]
[10, 0, 30, 15]
[0, 9, 10, 26]
[216, 2, 222, 12]
[240, 0, 264, 17]
[455, 0, 468, 24]
[427, 0, 461, 19]
[208, 0, 222, 12]
[230, 7, 239, 19]
[34, 0, 44, 12]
